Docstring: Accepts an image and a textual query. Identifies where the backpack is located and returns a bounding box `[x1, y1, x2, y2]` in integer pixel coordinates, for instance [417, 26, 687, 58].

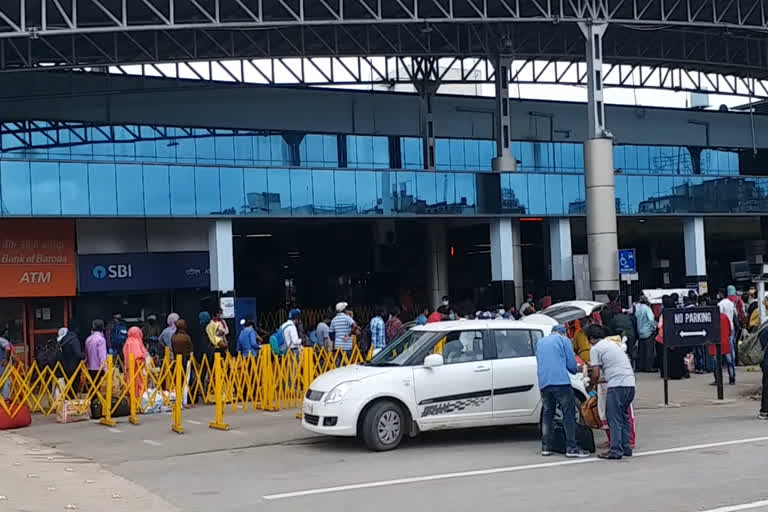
[111, 323, 128, 352]
[269, 323, 290, 356]
[35, 337, 64, 369]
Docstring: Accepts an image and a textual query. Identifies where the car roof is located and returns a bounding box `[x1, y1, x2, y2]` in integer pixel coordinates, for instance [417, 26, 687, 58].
[411, 319, 549, 331]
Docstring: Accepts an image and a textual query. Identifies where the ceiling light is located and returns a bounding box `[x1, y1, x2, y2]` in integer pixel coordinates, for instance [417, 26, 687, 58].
[245, 233, 272, 238]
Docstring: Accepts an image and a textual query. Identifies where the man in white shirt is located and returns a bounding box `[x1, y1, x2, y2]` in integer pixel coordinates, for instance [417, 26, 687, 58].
[718, 292, 736, 332]
[281, 309, 302, 354]
[585, 324, 636, 460]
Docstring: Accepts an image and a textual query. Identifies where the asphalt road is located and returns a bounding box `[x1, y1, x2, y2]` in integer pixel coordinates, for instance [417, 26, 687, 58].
[17, 371, 768, 512]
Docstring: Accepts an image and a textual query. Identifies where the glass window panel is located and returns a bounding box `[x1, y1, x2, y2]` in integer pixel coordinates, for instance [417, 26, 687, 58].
[195, 166, 221, 215]
[435, 139, 450, 170]
[134, 138, 157, 161]
[59, 162, 89, 215]
[289, 169, 313, 215]
[544, 174, 564, 215]
[502, 173, 529, 214]
[416, 172, 437, 210]
[214, 135, 235, 164]
[573, 143, 585, 171]
[311, 170, 335, 215]
[234, 136, 254, 165]
[196, 135, 216, 163]
[1, 161, 31, 214]
[627, 176, 649, 215]
[169, 166, 196, 216]
[347, 136, 388, 169]
[519, 142, 535, 171]
[114, 164, 144, 216]
[464, 140, 480, 170]
[478, 140, 495, 171]
[267, 168, 291, 215]
[30, 161, 61, 215]
[401, 137, 423, 170]
[175, 137, 197, 164]
[355, 171, 380, 214]
[394, 171, 416, 213]
[454, 173, 476, 211]
[527, 175, 546, 214]
[449, 139, 465, 171]
[155, 138, 177, 163]
[301, 135, 338, 168]
[219, 166, 244, 215]
[334, 170, 356, 215]
[613, 146, 625, 171]
[563, 175, 583, 215]
[636, 145, 651, 172]
[88, 163, 117, 215]
[614, 175, 629, 215]
[435, 172, 453, 206]
[243, 168, 269, 215]
[143, 165, 170, 215]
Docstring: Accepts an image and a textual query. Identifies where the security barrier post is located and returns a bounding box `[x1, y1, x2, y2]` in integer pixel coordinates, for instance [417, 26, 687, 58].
[99, 355, 117, 427]
[208, 352, 230, 430]
[171, 355, 184, 434]
[128, 354, 140, 425]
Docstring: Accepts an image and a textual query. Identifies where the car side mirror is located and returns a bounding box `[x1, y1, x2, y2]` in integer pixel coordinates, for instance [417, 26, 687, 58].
[424, 354, 444, 368]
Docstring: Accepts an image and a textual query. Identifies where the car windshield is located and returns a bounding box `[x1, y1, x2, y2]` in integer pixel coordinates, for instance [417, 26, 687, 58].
[367, 329, 438, 366]
[541, 305, 596, 324]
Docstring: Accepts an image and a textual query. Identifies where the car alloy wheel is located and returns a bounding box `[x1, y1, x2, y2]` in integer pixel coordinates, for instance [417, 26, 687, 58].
[377, 410, 401, 445]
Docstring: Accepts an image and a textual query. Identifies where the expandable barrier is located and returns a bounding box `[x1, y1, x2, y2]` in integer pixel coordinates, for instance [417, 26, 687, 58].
[0, 344, 372, 431]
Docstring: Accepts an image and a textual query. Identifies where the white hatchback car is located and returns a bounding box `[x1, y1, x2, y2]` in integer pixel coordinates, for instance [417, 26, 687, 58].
[301, 301, 602, 451]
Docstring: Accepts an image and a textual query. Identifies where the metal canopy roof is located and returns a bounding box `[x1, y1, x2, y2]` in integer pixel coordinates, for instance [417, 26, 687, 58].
[0, 1, 766, 83]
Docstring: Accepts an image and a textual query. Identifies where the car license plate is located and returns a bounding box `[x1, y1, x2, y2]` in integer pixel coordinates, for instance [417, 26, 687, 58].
[303, 402, 314, 415]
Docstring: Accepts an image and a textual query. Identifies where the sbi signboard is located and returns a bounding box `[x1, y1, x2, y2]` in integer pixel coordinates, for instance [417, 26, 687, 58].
[79, 252, 209, 292]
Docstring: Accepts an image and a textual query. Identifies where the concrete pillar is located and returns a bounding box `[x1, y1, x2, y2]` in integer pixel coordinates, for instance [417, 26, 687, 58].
[426, 220, 448, 309]
[580, 21, 619, 300]
[490, 219, 523, 307]
[549, 218, 575, 300]
[683, 217, 707, 283]
[492, 55, 517, 172]
[584, 138, 619, 298]
[208, 219, 234, 293]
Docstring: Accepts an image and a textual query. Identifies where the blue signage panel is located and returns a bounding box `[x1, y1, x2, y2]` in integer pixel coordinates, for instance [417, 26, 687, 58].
[79, 252, 210, 292]
[618, 249, 637, 274]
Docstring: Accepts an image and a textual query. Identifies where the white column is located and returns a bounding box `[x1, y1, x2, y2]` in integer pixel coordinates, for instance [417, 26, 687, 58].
[684, 216, 707, 278]
[491, 55, 517, 172]
[208, 219, 234, 293]
[490, 219, 523, 305]
[550, 218, 573, 281]
[427, 220, 448, 309]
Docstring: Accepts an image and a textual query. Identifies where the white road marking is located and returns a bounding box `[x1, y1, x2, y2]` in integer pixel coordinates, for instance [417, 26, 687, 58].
[107, 428, 122, 433]
[229, 430, 245, 435]
[186, 420, 202, 425]
[263, 436, 768, 501]
[698, 500, 768, 512]
[142, 440, 162, 447]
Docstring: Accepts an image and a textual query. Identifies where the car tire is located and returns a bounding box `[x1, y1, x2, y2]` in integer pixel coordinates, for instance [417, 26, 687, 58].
[361, 400, 405, 451]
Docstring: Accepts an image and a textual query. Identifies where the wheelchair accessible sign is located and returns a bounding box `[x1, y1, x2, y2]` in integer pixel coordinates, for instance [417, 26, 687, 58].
[618, 249, 636, 274]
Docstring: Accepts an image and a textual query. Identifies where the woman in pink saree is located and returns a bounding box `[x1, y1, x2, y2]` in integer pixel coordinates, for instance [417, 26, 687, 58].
[122, 327, 148, 398]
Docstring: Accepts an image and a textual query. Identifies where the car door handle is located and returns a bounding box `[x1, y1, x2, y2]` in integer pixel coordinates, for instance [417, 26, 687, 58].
[474, 367, 490, 373]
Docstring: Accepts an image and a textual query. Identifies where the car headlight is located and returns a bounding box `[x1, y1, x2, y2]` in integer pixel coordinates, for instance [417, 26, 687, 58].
[324, 381, 358, 403]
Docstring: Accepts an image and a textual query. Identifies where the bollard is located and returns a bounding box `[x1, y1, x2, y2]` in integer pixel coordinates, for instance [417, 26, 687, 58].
[171, 355, 184, 434]
[99, 355, 116, 428]
[208, 352, 230, 430]
[128, 354, 140, 425]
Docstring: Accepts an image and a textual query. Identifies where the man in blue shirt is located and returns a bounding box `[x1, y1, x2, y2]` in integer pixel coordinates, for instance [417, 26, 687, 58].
[369, 307, 387, 351]
[237, 320, 261, 357]
[535, 325, 589, 458]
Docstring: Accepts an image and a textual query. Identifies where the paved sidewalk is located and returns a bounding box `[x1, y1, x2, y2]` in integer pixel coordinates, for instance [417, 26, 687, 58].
[0, 430, 178, 512]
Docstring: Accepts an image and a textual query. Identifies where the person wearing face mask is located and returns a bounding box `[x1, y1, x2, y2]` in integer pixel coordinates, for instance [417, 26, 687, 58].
[441, 296, 450, 308]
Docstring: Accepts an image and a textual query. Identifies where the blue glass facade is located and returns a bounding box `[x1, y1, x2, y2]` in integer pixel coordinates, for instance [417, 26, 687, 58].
[0, 121, 757, 217]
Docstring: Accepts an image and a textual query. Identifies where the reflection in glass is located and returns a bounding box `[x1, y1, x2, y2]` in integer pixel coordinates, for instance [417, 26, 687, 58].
[400, 137, 423, 170]
[143, 165, 170, 215]
[501, 174, 528, 214]
[60, 162, 90, 215]
[267, 168, 291, 215]
[334, 171, 357, 215]
[88, 163, 117, 215]
[115, 164, 144, 216]
[195, 166, 221, 215]
[169, 166, 196, 216]
[289, 169, 313, 215]
[348, 136, 389, 169]
[243, 168, 270, 215]
[355, 171, 381, 214]
[31, 161, 61, 215]
[311, 170, 335, 215]
[219, 166, 245, 215]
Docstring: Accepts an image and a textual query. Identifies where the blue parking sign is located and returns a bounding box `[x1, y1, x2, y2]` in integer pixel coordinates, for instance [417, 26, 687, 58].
[618, 249, 637, 274]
